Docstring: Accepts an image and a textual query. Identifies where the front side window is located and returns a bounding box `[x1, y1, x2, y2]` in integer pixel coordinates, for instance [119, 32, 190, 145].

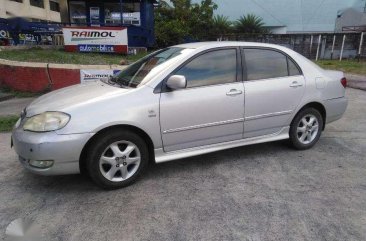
[244, 48, 301, 81]
[175, 49, 237, 88]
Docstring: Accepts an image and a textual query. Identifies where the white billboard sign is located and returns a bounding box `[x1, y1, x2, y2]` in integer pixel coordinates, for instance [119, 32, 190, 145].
[63, 27, 128, 53]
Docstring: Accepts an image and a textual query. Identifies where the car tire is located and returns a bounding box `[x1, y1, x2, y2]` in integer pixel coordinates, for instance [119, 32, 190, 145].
[289, 108, 324, 150]
[86, 129, 149, 189]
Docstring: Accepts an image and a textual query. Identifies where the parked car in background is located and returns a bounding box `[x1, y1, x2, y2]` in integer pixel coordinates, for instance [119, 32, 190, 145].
[12, 42, 348, 189]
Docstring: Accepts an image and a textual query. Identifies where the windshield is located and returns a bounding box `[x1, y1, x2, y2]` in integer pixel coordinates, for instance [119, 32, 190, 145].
[110, 47, 186, 88]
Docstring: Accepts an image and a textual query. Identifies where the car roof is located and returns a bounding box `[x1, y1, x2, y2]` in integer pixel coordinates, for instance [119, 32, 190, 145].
[173, 41, 283, 50]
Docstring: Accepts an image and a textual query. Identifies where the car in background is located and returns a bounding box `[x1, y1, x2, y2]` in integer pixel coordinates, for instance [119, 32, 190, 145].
[12, 42, 348, 189]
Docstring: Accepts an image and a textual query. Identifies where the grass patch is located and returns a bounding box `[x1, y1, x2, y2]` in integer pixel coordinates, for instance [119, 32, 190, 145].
[0, 48, 149, 65]
[1, 86, 42, 98]
[316, 60, 366, 75]
[0, 115, 18, 132]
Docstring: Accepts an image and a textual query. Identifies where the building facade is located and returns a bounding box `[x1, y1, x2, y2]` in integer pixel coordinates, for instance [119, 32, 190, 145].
[0, 0, 61, 22]
[335, 8, 366, 32]
[58, 0, 156, 47]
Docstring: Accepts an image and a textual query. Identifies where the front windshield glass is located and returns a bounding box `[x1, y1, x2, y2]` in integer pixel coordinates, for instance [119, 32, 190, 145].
[110, 47, 186, 88]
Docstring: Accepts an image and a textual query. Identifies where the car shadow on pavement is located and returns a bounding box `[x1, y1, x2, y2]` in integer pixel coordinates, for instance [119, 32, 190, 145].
[16, 140, 292, 192]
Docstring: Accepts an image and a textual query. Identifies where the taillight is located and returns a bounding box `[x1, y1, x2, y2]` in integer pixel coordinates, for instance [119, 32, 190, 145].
[341, 77, 347, 88]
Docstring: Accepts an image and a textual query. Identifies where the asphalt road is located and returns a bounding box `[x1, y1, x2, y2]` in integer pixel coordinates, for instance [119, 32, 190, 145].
[0, 88, 365, 241]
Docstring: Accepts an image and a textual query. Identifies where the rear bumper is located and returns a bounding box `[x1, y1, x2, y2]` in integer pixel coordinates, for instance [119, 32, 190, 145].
[12, 128, 93, 175]
[324, 96, 348, 123]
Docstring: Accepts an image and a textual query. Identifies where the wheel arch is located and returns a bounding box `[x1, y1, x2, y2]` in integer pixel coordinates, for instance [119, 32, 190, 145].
[293, 102, 326, 130]
[79, 124, 155, 175]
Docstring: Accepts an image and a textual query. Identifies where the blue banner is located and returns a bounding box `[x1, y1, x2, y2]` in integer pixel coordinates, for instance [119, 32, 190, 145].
[78, 44, 115, 52]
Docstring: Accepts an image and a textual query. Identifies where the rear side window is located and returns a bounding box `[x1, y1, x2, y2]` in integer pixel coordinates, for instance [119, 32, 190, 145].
[244, 48, 301, 81]
[288, 58, 301, 76]
[175, 49, 237, 88]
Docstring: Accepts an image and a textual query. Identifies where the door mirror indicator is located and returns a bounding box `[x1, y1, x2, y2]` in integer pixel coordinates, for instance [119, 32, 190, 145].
[166, 75, 187, 90]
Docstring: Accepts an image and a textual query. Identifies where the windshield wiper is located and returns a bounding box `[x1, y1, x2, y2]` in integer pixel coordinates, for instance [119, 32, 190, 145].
[115, 76, 134, 89]
[104, 76, 128, 88]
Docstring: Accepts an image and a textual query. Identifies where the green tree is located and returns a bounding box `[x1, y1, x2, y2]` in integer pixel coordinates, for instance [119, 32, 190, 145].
[234, 14, 267, 33]
[211, 15, 232, 39]
[154, 0, 218, 47]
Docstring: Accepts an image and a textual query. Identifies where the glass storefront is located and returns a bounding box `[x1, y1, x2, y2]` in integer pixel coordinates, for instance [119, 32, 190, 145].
[68, 1, 141, 26]
[69, 1, 87, 25]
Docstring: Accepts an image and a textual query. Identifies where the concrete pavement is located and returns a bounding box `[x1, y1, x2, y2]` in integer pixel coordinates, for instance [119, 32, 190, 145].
[0, 88, 365, 241]
[0, 97, 34, 117]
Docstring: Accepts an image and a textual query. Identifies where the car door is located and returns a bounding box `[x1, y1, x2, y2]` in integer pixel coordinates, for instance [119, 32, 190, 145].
[159, 48, 245, 152]
[242, 48, 305, 138]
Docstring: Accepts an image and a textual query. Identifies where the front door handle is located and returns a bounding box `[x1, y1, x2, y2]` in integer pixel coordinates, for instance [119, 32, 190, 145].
[290, 81, 303, 88]
[226, 89, 243, 96]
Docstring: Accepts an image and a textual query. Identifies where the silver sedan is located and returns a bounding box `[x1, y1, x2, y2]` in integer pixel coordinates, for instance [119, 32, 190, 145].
[12, 42, 348, 189]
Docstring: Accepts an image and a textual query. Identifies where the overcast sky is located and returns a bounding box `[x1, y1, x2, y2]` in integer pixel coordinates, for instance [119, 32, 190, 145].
[191, 0, 364, 31]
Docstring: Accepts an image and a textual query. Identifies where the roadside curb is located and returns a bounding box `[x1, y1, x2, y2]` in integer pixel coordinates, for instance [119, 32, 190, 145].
[0, 93, 14, 102]
[345, 73, 366, 91]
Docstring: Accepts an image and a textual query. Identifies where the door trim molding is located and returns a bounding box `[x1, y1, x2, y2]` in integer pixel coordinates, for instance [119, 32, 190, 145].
[245, 110, 293, 121]
[163, 118, 245, 134]
[155, 127, 290, 163]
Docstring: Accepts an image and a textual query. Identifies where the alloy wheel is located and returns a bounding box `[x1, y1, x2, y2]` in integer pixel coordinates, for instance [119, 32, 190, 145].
[99, 141, 141, 182]
[296, 114, 319, 145]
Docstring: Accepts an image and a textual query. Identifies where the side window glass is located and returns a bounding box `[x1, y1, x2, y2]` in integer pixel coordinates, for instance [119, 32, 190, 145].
[288, 58, 301, 76]
[175, 49, 237, 88]
[244, 49, 288, 81]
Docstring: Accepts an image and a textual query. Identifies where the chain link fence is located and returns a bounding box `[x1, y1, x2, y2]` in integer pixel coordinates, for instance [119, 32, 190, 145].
[201, 32, 365, 60]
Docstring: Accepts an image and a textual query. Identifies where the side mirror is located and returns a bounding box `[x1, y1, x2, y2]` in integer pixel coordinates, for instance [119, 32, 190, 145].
[166, 75, 187, 90]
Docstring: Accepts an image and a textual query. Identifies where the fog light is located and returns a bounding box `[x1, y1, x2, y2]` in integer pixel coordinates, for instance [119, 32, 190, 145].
[28, 160, 54, 169]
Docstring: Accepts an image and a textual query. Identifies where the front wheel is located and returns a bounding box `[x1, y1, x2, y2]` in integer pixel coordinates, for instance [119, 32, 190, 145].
[289, 108, 323, 150]
[86, 130, 149, 189]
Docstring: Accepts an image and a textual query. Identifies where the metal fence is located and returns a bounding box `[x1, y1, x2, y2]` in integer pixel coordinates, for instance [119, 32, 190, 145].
[204, 32, 365, 61]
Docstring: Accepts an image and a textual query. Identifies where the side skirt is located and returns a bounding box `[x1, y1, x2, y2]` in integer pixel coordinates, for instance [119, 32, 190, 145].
[154, 127, 290, 163]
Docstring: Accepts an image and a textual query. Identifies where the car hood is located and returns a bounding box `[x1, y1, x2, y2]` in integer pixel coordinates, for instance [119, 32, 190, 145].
[26, 81, 128, 116]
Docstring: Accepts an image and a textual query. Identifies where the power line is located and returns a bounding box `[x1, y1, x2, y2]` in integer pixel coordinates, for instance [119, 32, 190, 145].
[249, 0, 286, 26]
[304, 0, 326, 26]
[300, 0, 304, 31]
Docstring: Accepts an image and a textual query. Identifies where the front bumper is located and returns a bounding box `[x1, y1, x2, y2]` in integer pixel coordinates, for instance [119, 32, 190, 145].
[12, 128, 94, 175]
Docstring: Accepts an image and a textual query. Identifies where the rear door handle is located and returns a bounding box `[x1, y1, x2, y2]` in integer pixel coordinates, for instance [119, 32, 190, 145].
[226, 89, 243, 96]
[290, 81, 303, 88]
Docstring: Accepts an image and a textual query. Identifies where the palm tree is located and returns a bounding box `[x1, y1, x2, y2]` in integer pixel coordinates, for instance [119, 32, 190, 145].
[211, 15, 232, 40]
[234, 14, 267, 33]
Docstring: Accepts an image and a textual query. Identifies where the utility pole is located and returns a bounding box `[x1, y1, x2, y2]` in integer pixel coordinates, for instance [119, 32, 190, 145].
[120, 0, 124, 26]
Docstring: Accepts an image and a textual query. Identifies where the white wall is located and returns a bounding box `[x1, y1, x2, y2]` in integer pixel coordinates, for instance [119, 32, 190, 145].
[0, 0, 61, 22]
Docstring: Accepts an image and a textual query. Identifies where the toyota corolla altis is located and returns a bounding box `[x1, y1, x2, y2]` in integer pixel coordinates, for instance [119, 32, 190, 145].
[12, 42, 348, 189]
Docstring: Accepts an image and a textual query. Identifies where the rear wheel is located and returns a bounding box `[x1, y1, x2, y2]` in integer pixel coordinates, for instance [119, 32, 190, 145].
[86, 129, 149, 189]
[289, 108, 323, 150]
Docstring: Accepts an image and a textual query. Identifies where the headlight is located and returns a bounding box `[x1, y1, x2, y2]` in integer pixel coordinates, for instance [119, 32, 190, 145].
[14, 118, 21, 129]
[23, 112, 70, 132]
